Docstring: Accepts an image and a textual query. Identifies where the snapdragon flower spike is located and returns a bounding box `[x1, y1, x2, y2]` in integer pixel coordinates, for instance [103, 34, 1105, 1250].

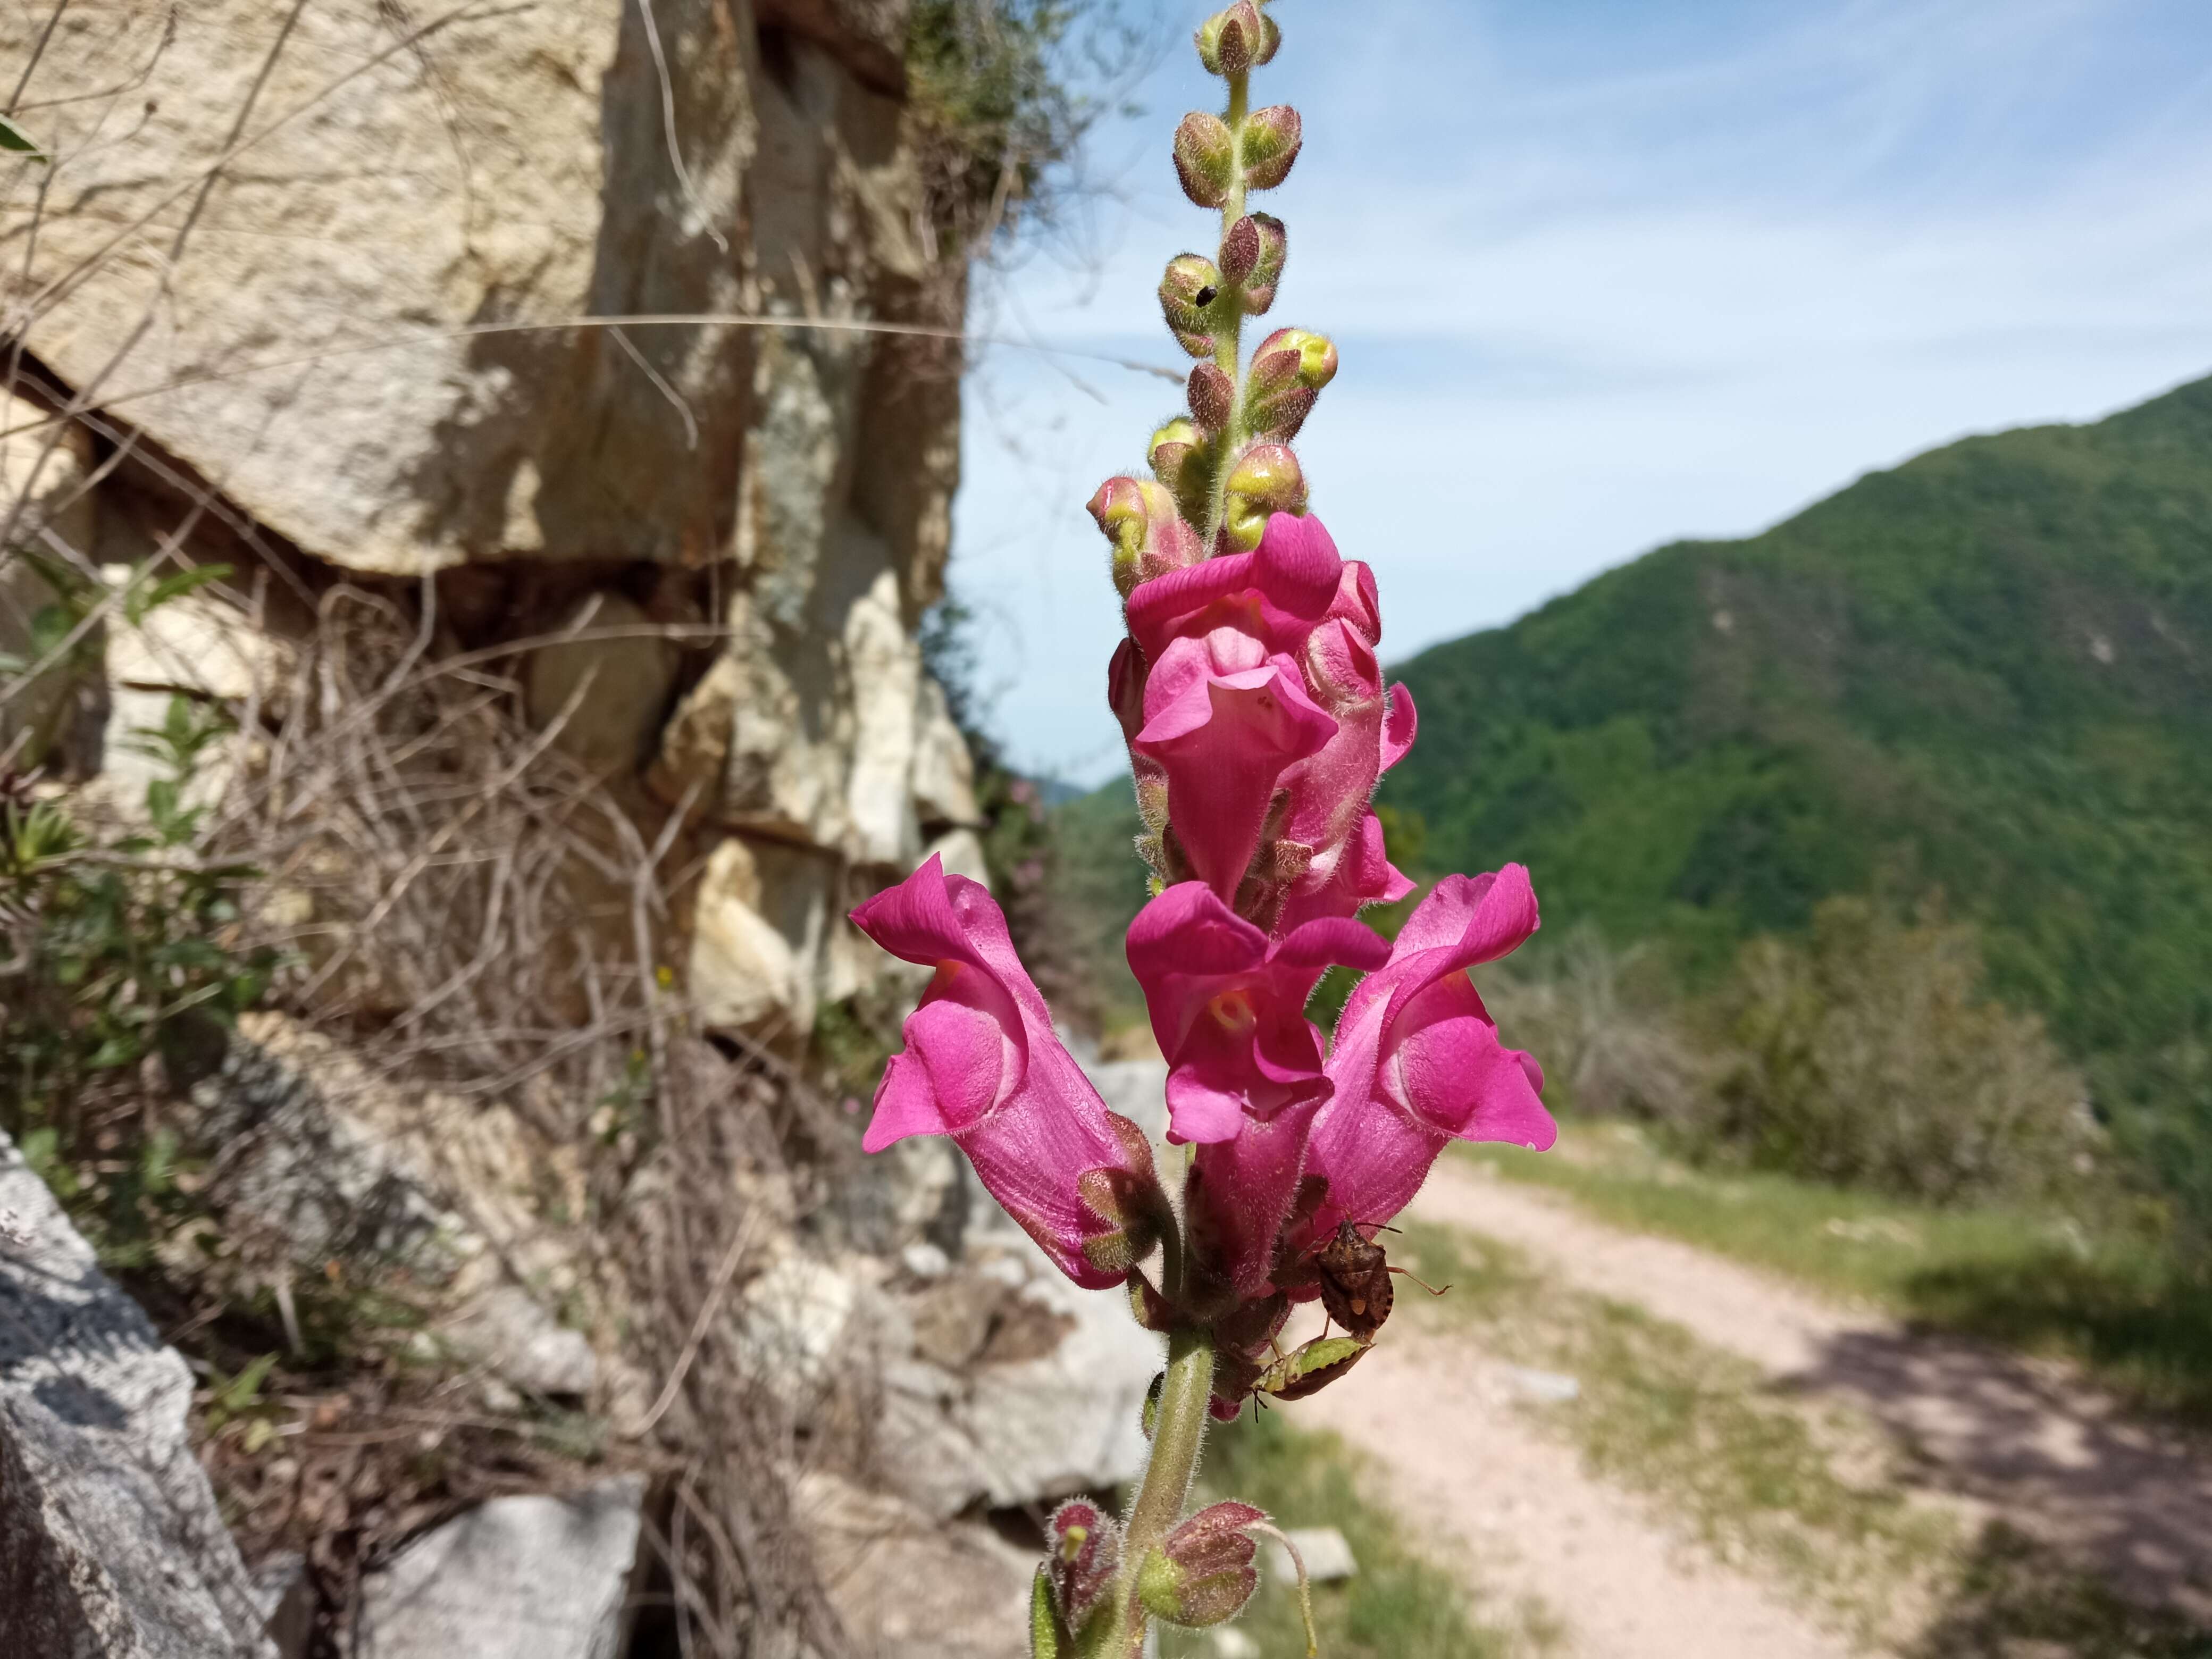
[851, 856, 1166, 1288]
[1301, 867, 1556, 1241]
[1128, 884, 1389, 1297]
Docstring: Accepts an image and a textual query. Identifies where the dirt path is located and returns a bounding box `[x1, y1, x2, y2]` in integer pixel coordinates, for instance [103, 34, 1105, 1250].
[1300, 1329, 1863, 1659]
[1392, 1160, 2212, 1630]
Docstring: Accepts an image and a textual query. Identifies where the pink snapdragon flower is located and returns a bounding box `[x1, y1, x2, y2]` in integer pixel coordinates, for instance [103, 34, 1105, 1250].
[1127, 883, 1389, 1296]
[851, 856, 1162, 1289]
[1126, 882, 1390, 1144]
[1131, 626, 1337, 900]
[1301, 866, 1555, 1241]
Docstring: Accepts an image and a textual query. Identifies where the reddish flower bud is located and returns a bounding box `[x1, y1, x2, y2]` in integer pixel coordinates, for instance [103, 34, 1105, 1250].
[1046, 1500, 1122, 1630]
[1221, 442, 1308, 551]
[1254, 9, 1283, 65]
[1173, 111, 1235, 208]
[1187, 363, 1235, 433]
[1159, 254, 1225, 358]
[1241, 104, 1303, 191]
[1195, 2, 1266, 77]
[1137, 1501, 1265, 1628]
[1235, 213, 1288, 313]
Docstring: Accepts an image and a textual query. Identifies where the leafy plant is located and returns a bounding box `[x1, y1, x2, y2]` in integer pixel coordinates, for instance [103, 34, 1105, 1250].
[1, 690, 279, 1261]
[1692, 898, 2098, 1204]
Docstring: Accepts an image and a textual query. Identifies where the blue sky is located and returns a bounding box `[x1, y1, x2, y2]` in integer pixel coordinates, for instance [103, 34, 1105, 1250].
[946, 0, 2212, 786]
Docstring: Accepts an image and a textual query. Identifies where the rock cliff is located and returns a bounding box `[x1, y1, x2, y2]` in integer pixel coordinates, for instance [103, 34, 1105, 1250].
[4, 0, 983, 1039]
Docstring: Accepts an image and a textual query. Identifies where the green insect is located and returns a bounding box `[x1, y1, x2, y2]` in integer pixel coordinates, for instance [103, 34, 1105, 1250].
[1251, 1333, 1369, 1403]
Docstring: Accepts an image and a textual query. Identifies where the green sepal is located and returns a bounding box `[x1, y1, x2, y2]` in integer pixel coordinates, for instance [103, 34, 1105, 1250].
[1030, 1566, 1064, 1658]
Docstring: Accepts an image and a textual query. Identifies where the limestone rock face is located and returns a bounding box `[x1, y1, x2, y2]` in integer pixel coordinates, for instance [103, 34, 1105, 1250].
[9, 0, 978, 1038]
[0, 1131, 276, 1659]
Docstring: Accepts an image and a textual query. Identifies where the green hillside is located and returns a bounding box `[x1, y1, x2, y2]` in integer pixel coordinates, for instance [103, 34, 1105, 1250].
[1058, 372, 2212, 1195]
[1393, 375, 2212, 1059]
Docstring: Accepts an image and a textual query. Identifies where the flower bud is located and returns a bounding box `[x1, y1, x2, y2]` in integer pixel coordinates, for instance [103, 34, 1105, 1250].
[1220, 442, 1307, 551]
[1172, 111, 1235, 209]
[1252, 326, 1338, 392]
[1046, 1500, 1122, 1631]
[1090, 475, 1201, 595]
[1159, 254, 1225, 358]
[1195, 2, 1265, 77]
[1136, 1502, 1264, 1628]
[1230, 213, 1288, 313]
[1186, 363, 1234, 433]
[1241, 104, 1303, 191]
[1245, 328, 1335, 436]
[1147, 417, 1208, 494]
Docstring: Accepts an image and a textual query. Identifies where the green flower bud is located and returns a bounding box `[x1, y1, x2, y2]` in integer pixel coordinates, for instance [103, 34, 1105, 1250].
[1241, 104, 1303, 191]
[1195, 2, 1266, 77]
[1246, 328, 1336, 436]
[1221, 442, 1308, 550]
[1159, 253, 1225, 358]
[1186, 363, 1234, 433]
[1173, 111, 1235, 209]
[1136, 1502, 1264, 1629]
[1149, 417, 1219, 524]
[1251, 326, 1339, 391]
[1090, 475, 1201, 595]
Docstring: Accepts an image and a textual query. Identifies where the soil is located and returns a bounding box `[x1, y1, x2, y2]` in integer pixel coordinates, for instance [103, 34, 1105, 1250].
[1298, 1160, 2212, 1657]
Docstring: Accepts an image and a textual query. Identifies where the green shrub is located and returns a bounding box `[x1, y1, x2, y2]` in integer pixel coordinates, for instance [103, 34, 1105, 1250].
[1692, 898, 2097, 1204]
[0, 696, 279, 1258]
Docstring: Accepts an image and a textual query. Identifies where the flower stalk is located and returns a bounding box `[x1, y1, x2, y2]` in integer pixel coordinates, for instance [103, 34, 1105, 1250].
[855, 4, 1556, 1654]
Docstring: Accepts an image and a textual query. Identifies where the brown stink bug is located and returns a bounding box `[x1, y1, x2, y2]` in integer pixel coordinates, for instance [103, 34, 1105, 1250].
[1313, 1220, 1448, 1341]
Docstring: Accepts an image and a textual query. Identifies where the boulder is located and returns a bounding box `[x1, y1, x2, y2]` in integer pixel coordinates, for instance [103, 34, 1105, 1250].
[524, 593, 680, 774]
[878, 1227, 1161, 1519]
[354, 1477, 646, 1659]
[0, 1129, 276, 1658]
[799, 1470, 1031, 1659]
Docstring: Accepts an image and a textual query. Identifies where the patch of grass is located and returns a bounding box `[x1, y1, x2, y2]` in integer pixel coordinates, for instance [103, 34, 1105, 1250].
[1394, 1220, 1958, 1643]
[1463, 1128, 2212, 1424]
[1163, 1411, 1545, 1659]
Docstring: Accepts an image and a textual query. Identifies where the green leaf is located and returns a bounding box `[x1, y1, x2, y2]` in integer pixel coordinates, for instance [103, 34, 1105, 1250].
[86, 1033, 143, 1069]
[0, 114, 46, 161]
[219, 1352, 278, 1414]
[123, 562, 231, 627]
[19, 1126, 60, 1178]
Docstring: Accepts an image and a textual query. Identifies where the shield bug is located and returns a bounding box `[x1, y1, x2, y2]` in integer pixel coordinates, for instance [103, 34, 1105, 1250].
[1313, 1220, 1449, 1341]
[1252, 1333, 1368, 1402]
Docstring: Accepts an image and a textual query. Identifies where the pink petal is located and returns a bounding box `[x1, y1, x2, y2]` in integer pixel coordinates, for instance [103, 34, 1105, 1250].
[1380, 682, 1417, 773]
[863, 1051, 950, 1152]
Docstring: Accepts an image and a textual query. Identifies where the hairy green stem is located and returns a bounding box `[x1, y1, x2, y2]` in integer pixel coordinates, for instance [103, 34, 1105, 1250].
[1202, 67, 1253, 548]
[1081, 1324, 1218, 1658]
